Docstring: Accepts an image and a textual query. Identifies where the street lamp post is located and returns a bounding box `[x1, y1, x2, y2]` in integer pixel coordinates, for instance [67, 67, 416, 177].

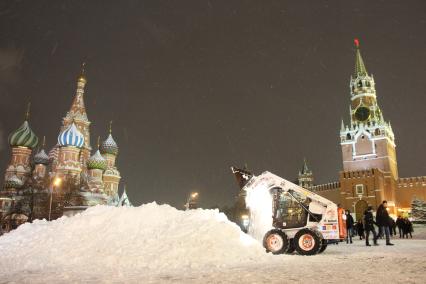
[185, 192, 199, 210]
[48, 177, 62, 221]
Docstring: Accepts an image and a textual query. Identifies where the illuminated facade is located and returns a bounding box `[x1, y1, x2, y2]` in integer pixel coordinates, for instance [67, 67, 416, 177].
[302, 40, 426, 219]
[0, 66, 128, 233]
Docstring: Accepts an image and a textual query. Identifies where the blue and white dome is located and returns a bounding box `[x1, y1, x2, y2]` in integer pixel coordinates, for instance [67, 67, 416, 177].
[58, 123, 85, 148]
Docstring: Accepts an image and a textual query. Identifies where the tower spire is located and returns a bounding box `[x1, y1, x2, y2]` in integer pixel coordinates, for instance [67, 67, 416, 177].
[109, 120, 113, 134]
[78, 62, 87, 84]
[301, 158, 309, 174]
[25, 102, 31, 121]
[354, 38, 368, 76]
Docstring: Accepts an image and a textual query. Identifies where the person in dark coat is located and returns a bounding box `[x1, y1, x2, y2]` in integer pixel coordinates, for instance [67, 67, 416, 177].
[376, 200, 394, 246]
[345, 210, 354, 244]
[363, 206, 378, 246]
[355, 219, 365, 240]
[402, 218, 413, 238]
[396, 216, 404, 238]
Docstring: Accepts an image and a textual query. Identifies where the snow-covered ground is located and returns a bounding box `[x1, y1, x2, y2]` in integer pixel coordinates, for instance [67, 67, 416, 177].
[1, 204, 425, 283]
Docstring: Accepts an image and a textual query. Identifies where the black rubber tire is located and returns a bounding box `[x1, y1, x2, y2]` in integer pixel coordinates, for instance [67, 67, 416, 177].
[294, 228, 322, 256]
[318, 241, 327, 254]
[263, 229, 290, 255]
[286, 239, 296, 254]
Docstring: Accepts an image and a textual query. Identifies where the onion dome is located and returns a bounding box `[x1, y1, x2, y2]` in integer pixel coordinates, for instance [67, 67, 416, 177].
[4, 175, 23, 189]
[87, 150, 107, 171]
[100, 134, 118, 155]
[8, 120, 39, 149]
[34, 136, 49, 165]
[34, 149, 49, 165]
[58, 123, 85, 148]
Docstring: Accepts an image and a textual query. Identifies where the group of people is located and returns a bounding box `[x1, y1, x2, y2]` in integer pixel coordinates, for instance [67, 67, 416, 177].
[345, 200, 414, 246]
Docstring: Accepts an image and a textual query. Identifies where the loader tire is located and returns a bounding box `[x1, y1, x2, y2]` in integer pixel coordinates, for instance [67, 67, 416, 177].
[318, 243, 327, 253]
[263, 229, 289, 255]
[294, 228, 322, 256]
[285, 239, 295, 254]
[317, 239, 327, 254]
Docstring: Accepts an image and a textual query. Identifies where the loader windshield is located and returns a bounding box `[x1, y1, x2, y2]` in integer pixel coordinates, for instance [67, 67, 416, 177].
[272, 189, 310, 229]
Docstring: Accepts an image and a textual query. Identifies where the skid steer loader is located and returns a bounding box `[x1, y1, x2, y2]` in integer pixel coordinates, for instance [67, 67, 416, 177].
[231, 166, 347, 255]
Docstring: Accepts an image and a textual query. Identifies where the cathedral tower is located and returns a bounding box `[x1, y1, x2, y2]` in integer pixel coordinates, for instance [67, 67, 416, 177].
[340, 39, 397, 180]
[33, 136, 50, 179]
[100, 123, 121, 198]
[5, 105, 39, 182]
[56, 123, 85, 180]
[86, 138, 107, 193]
[61, 63, 92, 169]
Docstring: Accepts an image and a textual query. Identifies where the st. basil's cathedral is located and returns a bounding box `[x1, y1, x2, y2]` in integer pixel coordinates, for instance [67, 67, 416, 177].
[0, 66, 131, 232]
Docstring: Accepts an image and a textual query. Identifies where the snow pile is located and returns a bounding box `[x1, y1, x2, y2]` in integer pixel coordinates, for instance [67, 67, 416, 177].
[0, 203, 270, 278]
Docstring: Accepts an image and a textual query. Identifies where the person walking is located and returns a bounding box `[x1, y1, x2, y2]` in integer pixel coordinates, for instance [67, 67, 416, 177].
[356, 219, 365, 240]
[364, 206, 378, 246]
[396, 216, 404, 238]
[376, 201, 394, 246]
[346, 210, 354, 244]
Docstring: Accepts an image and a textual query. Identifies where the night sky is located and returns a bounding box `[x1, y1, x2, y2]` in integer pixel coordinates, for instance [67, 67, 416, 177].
[1, 1, 425, 208]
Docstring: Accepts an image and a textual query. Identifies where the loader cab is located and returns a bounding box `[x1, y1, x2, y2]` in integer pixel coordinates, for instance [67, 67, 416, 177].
[271, 187, 321, 229]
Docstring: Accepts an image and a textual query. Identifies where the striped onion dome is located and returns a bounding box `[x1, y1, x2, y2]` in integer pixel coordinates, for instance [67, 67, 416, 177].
[87, 150, 107, 170]
[100, 134, 118, 156]
[8, 120, 39, 149]
[34, 149, 50, 165]
[58, 123, 85, 148]
[4, 175, 23, 189]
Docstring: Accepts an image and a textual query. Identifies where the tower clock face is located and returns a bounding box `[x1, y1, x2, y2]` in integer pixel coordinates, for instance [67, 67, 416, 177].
[355, 106, 370, 122]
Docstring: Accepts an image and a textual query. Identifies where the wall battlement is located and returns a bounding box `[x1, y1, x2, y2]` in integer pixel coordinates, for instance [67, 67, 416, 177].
[340, 169, 379, 179]
[312, 182, 340, 192]
[397, 176, 426, 188]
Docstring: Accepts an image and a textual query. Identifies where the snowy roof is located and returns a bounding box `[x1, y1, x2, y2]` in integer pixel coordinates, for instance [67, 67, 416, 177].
[34, 149, 50, 165]
[117, 189, 132, 207]
[87, 150, 107, 171]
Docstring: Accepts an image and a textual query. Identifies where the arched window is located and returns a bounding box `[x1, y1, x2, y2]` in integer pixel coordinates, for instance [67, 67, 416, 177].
[346, 133, 351, 140]
[358, 81, 362, 88]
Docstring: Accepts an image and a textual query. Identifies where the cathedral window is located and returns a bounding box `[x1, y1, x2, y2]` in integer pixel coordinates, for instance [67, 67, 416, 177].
[346, 133, 351, 140]
[358, 81, 362, 88]
[366, 81, 371, 87]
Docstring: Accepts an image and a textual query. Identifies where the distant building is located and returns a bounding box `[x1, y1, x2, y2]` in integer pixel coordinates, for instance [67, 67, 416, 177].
[299, 40, 426, 219]
[0, 66, 127, 233]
